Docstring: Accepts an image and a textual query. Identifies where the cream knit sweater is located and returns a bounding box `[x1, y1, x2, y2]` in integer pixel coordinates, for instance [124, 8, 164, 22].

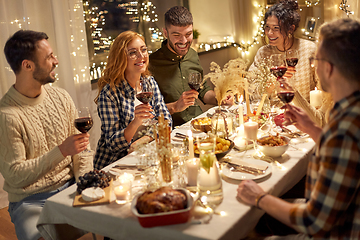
[0, 85, 92, 202]
[249, 38, 332, 127]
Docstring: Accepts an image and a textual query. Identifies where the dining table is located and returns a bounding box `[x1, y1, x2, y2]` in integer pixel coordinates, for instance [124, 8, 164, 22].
[37, 106, 315, 240]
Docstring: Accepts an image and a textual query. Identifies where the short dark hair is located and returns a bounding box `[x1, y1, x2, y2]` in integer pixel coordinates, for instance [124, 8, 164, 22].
[264, 0, 300, 36]
[319, 18, 360, 82]
[164, 6, 193, 28]
[4, 30, 48, 74]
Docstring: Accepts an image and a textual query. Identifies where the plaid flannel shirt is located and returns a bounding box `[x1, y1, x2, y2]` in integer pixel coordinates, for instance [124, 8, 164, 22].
[289, 91, 360, 239]
[94, 76, 171, 170]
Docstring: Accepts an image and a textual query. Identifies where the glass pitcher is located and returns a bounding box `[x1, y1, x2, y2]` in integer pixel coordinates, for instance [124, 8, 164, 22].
[197, 136, 223, 209]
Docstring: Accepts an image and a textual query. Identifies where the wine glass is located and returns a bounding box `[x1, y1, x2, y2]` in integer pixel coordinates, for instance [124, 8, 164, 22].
[276, 82, 295, 105]
[188, 72, 202, 106]
[270, 54, 288, 80]
[286, 49, 299, 81]
[74, 107, 93, 155]
[275, 81, 295, 126]
[135, 78, 156, 126]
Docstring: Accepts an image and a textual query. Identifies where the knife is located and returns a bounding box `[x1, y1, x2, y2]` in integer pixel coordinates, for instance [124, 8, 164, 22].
[223, 160, 267, 174]
[228, 165, 263, 175]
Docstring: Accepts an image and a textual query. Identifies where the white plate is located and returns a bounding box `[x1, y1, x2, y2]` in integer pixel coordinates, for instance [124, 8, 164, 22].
[222, 159, 272, 180]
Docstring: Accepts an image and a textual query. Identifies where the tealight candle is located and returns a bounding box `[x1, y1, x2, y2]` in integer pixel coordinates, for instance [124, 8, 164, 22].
[234, 136, 247, 148]
[244, 120, 258, 141]
[310, 87, 322, 108]
[113, 173, 134, 204]
[186, 158, 199, 186]
[188, 130, 194, 159]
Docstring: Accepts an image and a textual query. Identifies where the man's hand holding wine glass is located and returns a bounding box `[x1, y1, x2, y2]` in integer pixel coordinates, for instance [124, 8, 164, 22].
[59, 133, 90, 157]
[173, 90, 199, 113]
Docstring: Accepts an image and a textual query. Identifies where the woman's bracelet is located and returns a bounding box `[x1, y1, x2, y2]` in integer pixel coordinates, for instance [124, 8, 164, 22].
[255, 193, 268, 209]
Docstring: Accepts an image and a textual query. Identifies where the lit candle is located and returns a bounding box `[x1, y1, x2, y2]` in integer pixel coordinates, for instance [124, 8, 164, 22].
[234, 135, 247, 148]
[310, 87, 322, 108]
[244, 120, 258, 141]
[186, 158, 199, 186]
[113, 173, 134, 204]
[188, 130, 194, 159]
[238, 95, 244, 126]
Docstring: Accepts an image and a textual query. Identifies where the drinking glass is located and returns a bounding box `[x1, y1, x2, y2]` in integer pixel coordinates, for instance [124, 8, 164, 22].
[74, 107, 93, 156]
[286, 49, 299, 81]
[188, 72, 202, 106]
[270, 54, 288, 80]
[275, 81, 295, 105]
[135, 78, 156, 126]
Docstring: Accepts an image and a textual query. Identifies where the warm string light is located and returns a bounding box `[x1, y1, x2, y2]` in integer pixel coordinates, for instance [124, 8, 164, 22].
[304, 0, 320, 7]
[339, 0, 354, 17]
[198, 5, 268, 54]
[299, 2, 322, 41]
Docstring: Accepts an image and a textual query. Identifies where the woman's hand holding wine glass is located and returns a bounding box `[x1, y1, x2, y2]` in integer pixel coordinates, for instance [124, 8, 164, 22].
[270, 54, 288, 80]
[135, 78, 156, 126]
[285, 49, 299, 79]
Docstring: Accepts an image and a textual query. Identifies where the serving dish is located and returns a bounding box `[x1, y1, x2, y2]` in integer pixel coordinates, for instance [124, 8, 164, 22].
[131, 188, 193, 228]
[191, 117, 212, 133]
[194, 139, 234, 160]
[256, 135, 290, 158]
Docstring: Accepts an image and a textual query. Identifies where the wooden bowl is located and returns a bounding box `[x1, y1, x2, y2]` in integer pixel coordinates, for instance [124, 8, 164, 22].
[191, 117, 212, 133]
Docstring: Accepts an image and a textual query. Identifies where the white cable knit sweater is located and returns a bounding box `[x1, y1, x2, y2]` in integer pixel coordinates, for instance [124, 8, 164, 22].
[0, 85, 92, 202]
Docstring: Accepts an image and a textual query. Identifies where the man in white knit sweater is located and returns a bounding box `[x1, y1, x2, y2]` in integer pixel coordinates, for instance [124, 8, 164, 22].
[0, 30, 93, 240]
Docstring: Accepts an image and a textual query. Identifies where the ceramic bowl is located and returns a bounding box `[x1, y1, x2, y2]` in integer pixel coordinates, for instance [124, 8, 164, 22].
[194, 139, 234, 160]
[256, 135, 290, 158]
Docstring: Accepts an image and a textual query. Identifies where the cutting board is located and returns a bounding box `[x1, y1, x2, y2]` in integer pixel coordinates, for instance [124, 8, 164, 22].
[73, 180, 112, 207]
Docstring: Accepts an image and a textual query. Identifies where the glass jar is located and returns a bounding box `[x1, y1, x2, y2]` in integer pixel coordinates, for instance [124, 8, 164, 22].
[211, 107, 234, 138]
[197, 136, 223, 209]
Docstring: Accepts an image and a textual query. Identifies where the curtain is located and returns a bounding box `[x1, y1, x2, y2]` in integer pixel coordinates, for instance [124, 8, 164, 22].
[0, 0, 93, 109]
[0, 0, 100, 148]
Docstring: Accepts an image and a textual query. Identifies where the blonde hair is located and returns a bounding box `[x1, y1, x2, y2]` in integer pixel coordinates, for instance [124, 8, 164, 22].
[94, 31, 150, 103]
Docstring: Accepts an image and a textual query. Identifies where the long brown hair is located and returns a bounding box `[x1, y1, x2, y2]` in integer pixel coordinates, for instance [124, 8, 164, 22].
[94, 31, 150, 103]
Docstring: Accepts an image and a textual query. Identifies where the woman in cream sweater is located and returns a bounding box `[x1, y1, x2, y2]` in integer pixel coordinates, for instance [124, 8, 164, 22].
[249, 0, 332, 127]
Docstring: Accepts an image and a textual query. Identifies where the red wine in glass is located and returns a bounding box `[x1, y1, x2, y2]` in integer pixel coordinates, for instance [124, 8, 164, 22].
[286, 58, 298, 67]
[277, 91, 295, 104]
[270, 66, 288, 79]
[136, 92, 154, 104]
[188, 82, 201, 91]
[75, 117, 93, 133]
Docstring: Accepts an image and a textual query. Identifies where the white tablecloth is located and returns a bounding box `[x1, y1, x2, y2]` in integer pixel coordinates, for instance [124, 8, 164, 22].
[37, 107, 315, 240]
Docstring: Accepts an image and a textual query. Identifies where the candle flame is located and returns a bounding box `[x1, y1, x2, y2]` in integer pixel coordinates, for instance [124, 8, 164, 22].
[188, 130, 192, 138]
[239, 95, 243, 103]
[315, 87, 317, 90]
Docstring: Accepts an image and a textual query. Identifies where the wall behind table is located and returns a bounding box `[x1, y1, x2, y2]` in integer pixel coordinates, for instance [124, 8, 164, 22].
[198, 46, 241, 111]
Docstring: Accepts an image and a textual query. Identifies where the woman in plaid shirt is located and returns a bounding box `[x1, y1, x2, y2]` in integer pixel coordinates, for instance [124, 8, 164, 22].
[93, 31, 171, 170]
[237, 18, 360, 239]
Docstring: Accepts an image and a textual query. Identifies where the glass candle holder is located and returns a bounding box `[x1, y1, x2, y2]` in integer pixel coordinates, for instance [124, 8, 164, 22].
[113, 173, 134, 204]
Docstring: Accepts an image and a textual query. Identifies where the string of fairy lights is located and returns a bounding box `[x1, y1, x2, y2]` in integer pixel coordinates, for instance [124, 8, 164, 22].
[339, 0, 354, 17]
[83, 0, 354, 80]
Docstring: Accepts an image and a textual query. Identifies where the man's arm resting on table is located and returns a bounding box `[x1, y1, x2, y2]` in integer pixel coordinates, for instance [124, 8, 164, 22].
[257, 194, 298, 228]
